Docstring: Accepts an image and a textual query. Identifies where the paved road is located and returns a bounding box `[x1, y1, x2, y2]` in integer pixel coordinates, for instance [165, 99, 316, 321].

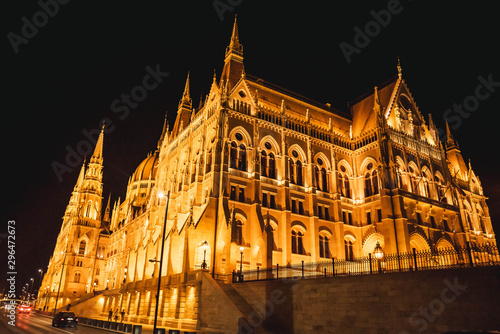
[0, 311, 114, 334]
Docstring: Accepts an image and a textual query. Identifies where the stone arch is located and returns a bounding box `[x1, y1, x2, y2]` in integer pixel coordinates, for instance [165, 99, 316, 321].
[409, 232, 431, 251]
[337, 159, 353, 176]
[229, 126, 252, 147]
[291, 220, 307, 232]
[362, 232, 385, 257]
[395, 156, 406, 171]
[318, 226, 333, 236]
[344, 230, 356, 242]
[436, 237, 454, 250]
[313, 151, 331, 170]
[360, 156, 378, 173]
[288, 144, 307, 163]
[259, 135, 281, 156]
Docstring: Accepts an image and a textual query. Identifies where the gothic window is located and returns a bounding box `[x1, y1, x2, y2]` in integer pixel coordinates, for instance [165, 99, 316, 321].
[314, 157, 329, 192]
[269, 194, 276, 209]
[344, 240, 354, 261]
[238, 144, 246, 171]
[96, 267, 100, 276]
[430, 216, 437, 229]
[205, 148, 212, 173]
[291, 230, 305, 255]
[260, 148, 276, 179]
[231, 220, 243, 245]
[364, 163, 379, 197]
[74, 272, 81, 283]
[230, 186, 237, 200]
[261, 151, 267, 177]
[337, 165, 351, 198]
[268, 153, 276, 178]
[79, 240, 86, 255]
[230, 141, 238, 168]
[319, 235, 331, 258]
[238, 187, 245, 202]
[443, 219, 450, 232]
[289, 150, 303, 185]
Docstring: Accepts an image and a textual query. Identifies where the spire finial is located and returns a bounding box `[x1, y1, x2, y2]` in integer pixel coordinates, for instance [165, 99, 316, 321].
[397, 57, 402, 77]
[183, 71, 191, 100]
[226, 15, 243, 57]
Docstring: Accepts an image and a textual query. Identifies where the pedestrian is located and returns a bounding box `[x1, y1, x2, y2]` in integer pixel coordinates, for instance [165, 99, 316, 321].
[108, 309, 113, 321]
[120, 309, 125, 322]
[66, 304, 71, 311]
[114, 309, 119, 322]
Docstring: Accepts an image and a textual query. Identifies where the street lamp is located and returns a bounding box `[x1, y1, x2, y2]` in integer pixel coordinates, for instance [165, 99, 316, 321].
[373, 241, 384, 274]
[201, 241, 209, 270]
[28, 278, 34, 304]
[239, 246, 244, 281]
[152, 190, 171, 334]
[53, 251, 67, 315]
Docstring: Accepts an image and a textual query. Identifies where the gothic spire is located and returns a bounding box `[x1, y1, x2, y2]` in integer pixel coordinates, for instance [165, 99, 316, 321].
[179, 71, 192, 109]
[220, 15, 244, 92]
[90, 124, 105, 165]
[157, 112, 168, 150]
[226, 15, 243, 58]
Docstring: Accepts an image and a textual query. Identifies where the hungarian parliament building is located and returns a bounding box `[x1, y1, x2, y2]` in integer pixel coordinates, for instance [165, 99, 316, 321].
[39, 18, 496, 330]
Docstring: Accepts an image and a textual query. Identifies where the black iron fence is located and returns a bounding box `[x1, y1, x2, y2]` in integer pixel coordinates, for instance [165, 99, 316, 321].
[233, 243, 500, 283]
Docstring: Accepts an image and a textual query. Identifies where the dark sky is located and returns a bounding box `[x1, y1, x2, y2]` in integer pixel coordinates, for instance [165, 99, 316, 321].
[3, 1, 500, 296]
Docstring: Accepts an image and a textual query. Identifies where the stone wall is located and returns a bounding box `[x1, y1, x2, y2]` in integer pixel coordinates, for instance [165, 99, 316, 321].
[231, 267, 500, 334]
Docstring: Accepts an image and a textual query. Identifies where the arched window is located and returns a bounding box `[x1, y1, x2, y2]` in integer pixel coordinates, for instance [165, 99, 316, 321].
[230, 141, 247, 171]
[96, 266, 100, 276]
[321, 168, 328, 192]
[289, 159, 295, 183]
[79, 240, 86, 255]
[319, 235, 331, 258]
[238, 144, 246, 171]
[364, 172, 372, 197]
[261, 151, 267, 177]
[268, 153, 276, 178]
[260, 150, 277, 179]
[296, 160, 303, 185]
[231, 220, 243, 245]
[74, 272, 81, 283]
[291, 230, 305, 254]
[344, 240, 354, 261]
[206, 147, 212, 173]
[289, 150, 303, 185]
[230, 141, 238, 169]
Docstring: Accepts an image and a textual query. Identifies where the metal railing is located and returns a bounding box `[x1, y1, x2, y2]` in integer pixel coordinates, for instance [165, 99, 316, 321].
[233, 243, 500, 283]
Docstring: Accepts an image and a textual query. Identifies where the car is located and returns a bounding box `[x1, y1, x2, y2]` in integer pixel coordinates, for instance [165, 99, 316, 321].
[52, 312, 78, 328]
[18, 304, 31, 314]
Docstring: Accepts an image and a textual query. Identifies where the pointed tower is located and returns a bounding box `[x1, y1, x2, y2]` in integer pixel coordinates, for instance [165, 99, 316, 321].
[39, 124, 108, 311]
[220, 16, 244, 93]
[171, 72, 193, 138]
[445, 120, 468, 180]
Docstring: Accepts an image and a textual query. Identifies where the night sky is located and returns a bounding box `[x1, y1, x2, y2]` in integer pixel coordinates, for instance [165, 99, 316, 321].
[3, 1, 500, 296]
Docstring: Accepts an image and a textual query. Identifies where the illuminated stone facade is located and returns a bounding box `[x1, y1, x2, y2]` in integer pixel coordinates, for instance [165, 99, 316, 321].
[39, 18, 496, 328]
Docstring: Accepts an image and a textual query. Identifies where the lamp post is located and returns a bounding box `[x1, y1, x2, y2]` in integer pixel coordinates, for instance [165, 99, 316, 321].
[373, 241, 384, 274]
[201, 241, 209, 270]
[53, 251, 67, 315]
[29, 278, 34, 304]
[152, 190, 171, 334]
[239, 246, 244, 281]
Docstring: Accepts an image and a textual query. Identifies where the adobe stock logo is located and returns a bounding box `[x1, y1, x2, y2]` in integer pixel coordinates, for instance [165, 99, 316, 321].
[7, 0, 70, 54]
[400, 277, 468, 334]
[437, 74, 499, 141]
[51, 64, 169, 182]
[339, 0, 410, 64]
